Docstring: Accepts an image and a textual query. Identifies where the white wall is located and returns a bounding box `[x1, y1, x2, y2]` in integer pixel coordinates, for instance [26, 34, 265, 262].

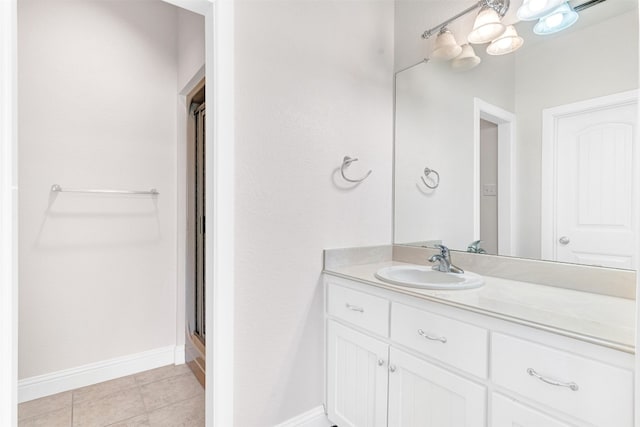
[233, 1, 394, 424]
[177, 8, 205, 91]
[18, 0, 180, 379]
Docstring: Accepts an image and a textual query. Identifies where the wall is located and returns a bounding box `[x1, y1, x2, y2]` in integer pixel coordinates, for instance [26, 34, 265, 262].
[514, 9, 639, 258]
[177, 8, 205, 91]
[18, 0, 179, 379]
[479, 120, 498, 255]
[233, 1, 394, 424]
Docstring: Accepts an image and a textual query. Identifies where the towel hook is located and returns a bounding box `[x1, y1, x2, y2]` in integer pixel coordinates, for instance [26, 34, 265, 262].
[341, 156, 372, 183]
[420, 167, 440, 189]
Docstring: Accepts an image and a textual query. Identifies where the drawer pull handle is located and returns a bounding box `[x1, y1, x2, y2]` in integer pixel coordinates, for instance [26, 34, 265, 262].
[345, 303, 364, 313]
[527, 368, 579, 391]
[417, 329, 447, 343]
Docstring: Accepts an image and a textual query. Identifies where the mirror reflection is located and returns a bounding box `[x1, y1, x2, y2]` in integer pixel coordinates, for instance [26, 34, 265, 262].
[394, 0, 638, 269]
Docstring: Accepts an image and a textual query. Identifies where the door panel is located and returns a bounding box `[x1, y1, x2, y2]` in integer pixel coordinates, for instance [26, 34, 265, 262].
[388, 348, 486, 427]
[553, 98, 637, 268]
[492, 393, 575, 427]
[327, 321, 389, 427]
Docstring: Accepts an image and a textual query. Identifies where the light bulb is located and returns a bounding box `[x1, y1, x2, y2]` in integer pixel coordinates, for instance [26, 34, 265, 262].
[528, 0, 548, 12]
[543, 12, 564, 28]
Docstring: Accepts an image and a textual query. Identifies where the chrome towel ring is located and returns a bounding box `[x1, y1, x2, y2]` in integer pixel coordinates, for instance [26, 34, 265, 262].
[340, 156, 372, 183]
[420, 167, 440, 189]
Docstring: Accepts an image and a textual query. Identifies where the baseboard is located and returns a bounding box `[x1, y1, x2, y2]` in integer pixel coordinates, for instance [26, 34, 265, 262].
[174, 344, 186, 365]
[19, 345, 183, 403]
[274, 405, 330, 427]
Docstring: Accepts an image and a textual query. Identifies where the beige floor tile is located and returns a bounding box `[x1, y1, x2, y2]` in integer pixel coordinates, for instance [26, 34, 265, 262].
[18, 406, 72, 427]
[18, 391, 72, 420]
[140, 373, 203, 412]
[146, 394, 204, 427]
[134, 364, 191, 386]
[73, 376, 138, 404]
[72, 386, 146, 427]
[104, 414, 150, 427]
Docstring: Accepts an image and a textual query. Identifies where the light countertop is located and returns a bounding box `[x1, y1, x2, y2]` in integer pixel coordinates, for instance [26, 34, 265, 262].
[324, 260, 635, 353]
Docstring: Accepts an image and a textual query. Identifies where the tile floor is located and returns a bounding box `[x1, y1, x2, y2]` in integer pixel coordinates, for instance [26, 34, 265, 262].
[18, 364, 204, 427]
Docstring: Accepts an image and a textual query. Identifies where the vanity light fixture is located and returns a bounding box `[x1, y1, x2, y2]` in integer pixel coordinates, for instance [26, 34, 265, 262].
[533, 2, 579, 35]
[431, 28, 463, 61]
[467, 6, 506, 44]
[451, 44, 482, 71]
[421, 0, 511, 66]
[486, 25, 524, 55]
[516, 0, 565, 20]
[421, 0, 510, 41]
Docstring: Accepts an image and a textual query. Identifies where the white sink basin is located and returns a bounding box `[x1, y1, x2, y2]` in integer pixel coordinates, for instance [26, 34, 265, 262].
[374, 265, 484, 290]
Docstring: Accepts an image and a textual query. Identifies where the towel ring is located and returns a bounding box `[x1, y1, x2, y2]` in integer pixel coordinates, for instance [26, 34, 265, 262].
[421, 167, 440, 189]
[341, 156, 372, 183]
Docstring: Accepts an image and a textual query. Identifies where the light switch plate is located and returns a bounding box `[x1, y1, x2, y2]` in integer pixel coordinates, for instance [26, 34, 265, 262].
[482, 184, 497, 196]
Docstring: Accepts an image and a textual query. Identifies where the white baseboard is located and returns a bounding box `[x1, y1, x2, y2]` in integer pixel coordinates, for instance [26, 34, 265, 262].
[174, 344, 186, 365]
[274, 405, 331, 427]
[19, 345, 184, 403]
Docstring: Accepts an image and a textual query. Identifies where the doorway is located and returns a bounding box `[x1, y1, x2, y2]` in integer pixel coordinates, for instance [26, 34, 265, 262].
[186, 80, 206, 386]
[473, 98, 516, 257]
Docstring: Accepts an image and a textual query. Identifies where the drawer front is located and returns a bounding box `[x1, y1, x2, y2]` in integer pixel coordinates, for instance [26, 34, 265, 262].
[492, 393, 575, 427]
[327, 284, 390, 336]
[491, 333, 633, 427]
[391, 303, 488, 378]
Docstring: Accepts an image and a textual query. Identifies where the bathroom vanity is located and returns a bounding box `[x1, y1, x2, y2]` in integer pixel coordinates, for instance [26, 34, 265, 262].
[323, 246, 635, 427]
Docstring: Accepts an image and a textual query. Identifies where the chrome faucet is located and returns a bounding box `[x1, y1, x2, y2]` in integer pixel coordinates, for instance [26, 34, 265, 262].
[467, 240, 487, 254]
[429, 244, 464, 274]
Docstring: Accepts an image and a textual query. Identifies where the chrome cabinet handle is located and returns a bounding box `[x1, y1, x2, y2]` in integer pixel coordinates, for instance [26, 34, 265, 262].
[527, 368, 579, 391]
[559, 236, 570, 245]
[345, 303, 364, 313]
[389, 365, 397, 373]
[417, 329, 447, 343]
[377, 359, 385, 367]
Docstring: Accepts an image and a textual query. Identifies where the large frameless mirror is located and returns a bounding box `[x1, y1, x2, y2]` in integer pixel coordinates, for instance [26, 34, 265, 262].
[394, 0, 639, 269]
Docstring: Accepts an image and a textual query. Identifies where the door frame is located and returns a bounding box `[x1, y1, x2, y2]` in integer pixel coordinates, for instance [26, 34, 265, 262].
[0, 1, 236, 426]
[541, 89, 639, 262]
[473, 98, 516, 256]
[0, 1, 18, 426]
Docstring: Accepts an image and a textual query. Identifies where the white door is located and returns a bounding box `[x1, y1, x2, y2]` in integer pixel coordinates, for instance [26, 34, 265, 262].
[543, 91, 637, 268]
[387, 348, 486, 427]
[491, 393, 575, 427]
[327, 321, 389, 427]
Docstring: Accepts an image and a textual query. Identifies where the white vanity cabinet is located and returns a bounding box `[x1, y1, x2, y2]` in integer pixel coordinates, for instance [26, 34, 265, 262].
[324, 275, 635, 427]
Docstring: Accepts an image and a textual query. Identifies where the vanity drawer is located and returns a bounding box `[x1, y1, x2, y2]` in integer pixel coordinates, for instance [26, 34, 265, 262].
[391, 303, 488, 378]
[491, 333, 633, 427]
[327, 284, 389, 337]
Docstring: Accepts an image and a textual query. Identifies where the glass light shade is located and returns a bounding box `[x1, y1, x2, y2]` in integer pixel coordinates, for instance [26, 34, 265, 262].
[486, 25, 524, 55]
[517, 0, 564, 21]
[467, 7, 506, 44]
[431, 29, 463, 61]
[533, 3, 579, 35]
[451, 44, 481, 71]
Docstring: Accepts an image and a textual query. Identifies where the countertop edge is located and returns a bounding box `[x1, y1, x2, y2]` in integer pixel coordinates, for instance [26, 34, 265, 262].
[323, 269, 635, 355]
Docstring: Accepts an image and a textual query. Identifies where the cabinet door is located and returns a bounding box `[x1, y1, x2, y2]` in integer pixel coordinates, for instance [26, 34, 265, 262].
[327, 320, 389, 427]
[492, 393, 576, 427]
[388, 348, 486, 427]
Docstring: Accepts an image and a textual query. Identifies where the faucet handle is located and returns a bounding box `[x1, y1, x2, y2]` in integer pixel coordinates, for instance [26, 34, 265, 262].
[434, 244, 449, 257]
